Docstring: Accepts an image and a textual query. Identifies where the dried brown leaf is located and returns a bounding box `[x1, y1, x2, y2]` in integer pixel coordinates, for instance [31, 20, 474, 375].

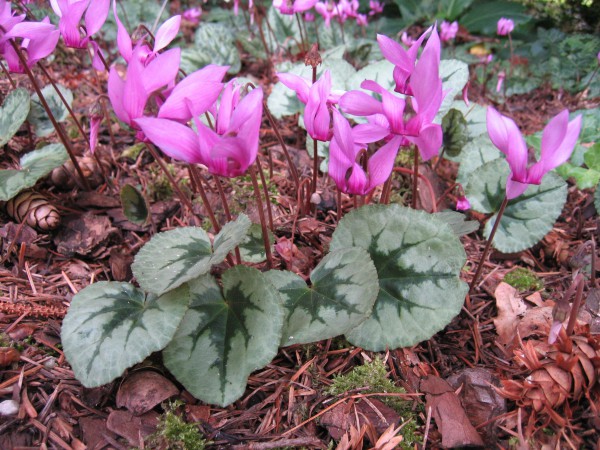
[494, 282, 528, 345]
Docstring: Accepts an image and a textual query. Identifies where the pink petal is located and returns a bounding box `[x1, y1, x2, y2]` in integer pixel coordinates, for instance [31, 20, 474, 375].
[352, 123, 389, 143]
[377, 34, 412, 68]
[113, 0, 132, 61]
[347, 164, 368, 195]
[216, 81, 239, 135]
[277, 72, 310, 104]
[108, 67, 129, 124]
[142, 47, 180, 93]
[153, 15, 181, 53]
[506, 176, 528, 200]
[135, 117, 203, 163]
[339, 90, 383, 116]
[487, 107, 529, 181]
[366, 135, 401, 192]
[331, 109, 355, 159]
[123, 58, 148, 125]
[89, 114, 101, 154]
[25, 28, 60, 65]
[59, 1, 88, 47]
[229, 87, 264, 135]
[407, 123, 442, 161]
[89, 41, 105, 71]
[85, 0, 110, 36]
[540, 111, 582, 171]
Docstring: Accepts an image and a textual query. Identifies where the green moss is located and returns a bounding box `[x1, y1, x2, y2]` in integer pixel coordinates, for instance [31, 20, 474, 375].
[144, 401, 208, 450]
[504, 267, 543, 291]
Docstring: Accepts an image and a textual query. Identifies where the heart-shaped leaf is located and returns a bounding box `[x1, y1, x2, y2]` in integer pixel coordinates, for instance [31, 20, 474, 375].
[0, 144, 69, 201]
[239, 223, 274, 263]
[120, 184, 149, 225]
[181, 22, 241, 74]
[163, 266, 283, 407]
[330, 204, 468, 351]
[433, 211, 480, 237]
[456, 135, 501, 185]
[132, 214, 251, 295]
[465, 158, 568, 253]
[28, 84, 73, 138]
[265, 247, 379, 346]
[437, 59, 470, 119]
[0, 88, 30, 147]
[61, 282, 189, 387]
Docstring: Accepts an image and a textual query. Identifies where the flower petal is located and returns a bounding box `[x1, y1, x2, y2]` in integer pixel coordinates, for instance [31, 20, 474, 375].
[153, 15, 181, 52]
[142, 47, 180, 93]
[277, 72, 310, 104]
[339, 90, 383, 116]
[85, 0, 110, 36]
[135, 117, 203, 163]
[540, 111, 582, 171]
[366, 135, 401, 192]
[113, 0, 132, 61]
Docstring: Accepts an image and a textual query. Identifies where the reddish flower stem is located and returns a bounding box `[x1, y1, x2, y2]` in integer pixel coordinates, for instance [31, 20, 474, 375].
[392, 167, 437, 213]
[249, 165, 273, 269]
[412, 149, 419, 209]
[469, 195, 509, 292]
[9, 40, 91, 190]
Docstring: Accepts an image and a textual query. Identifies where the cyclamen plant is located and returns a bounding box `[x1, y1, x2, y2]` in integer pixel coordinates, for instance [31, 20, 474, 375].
[1, 0, 583, 410]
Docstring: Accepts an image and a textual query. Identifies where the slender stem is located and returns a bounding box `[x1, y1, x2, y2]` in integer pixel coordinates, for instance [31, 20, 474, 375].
[249, 165, 273, 269]
[337, 188, 342, 222]
[262, 102, 301, 192]
[508, 33, 514, 78]
[469, 195, 509, 292]
[380, 175, 393, 205]
[36, 61, 111, 187]
[295, 13, 306, 54]
[578, 66, 599, 99]
[393, 167, 437, 212]
[256, 157, 274, 231]
[10, 40, 91, 190]
[256, 12, 271, 59]
[412, 149, 419, 209]
[188, 165, 221, 233]
[0, 60, 16, 89]
[144, 142, 194, 213]
[566, 276, 584, 336]
[215, 176, 242, 264]
[436, 182, 459, 208]
[87, 47, 116, 147]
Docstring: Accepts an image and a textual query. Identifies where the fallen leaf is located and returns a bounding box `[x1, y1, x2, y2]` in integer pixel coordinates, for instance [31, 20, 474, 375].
[54, 213, 118, 257]
[420, 375, 484, 448]
[446, 368, 507, 444]
[106, 409, 159, 447]
[517, 306, 554, 339]
[116, 370, 179, 416]
[0, 348, 20, 366]
[7, 323, 37, 341]
[493, 282, 528, 345]
[80, 416, 117, 449]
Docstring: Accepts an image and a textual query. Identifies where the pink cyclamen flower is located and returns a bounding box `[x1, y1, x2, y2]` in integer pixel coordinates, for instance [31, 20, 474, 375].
[274, 0, 318, 15]
[304, 12, 315, 21]
[113, 1, 181, 64]
[368, 0, 384, 15]
[487, 107, 582, 199]
[400, 32, 413, 47]
[497, 17, 514, 36]
[108, 45, 180, 131]
[277, 70, 339, 141]
[440, 20, 458, 42]
[329, 109, 401, 195]
[377, 25, 440, 95]
[1, 17, 60, 73]
[182, 7, 202, 24]
[356, 13, 368, 27]
[456, 195, 470, 211]
[49, 0, 109, 49]
[136, 83, 264, 178]
[315, 1, 337, 27]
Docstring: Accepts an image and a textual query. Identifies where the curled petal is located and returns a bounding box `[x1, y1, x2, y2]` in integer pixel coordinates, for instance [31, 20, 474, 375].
[85, 0, 110, 37]
[113, 0, 132, 61]
[539, 111, 582, 173]
[365, 135, 401, 192]
[277, 72, 310, 104]
[339, 90, 383, 116]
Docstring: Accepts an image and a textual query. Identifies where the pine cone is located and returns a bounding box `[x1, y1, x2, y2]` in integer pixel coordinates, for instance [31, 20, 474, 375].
[50, 156, 107, 189]
[498, 333, 599, 412]
[6, 191, 60, 231]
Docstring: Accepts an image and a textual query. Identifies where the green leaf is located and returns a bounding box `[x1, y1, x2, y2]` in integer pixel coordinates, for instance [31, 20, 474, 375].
[61, 282, 189, 387]
[437, 60, 470, 119]
[120, 184, 150, 225]
[583, 143, 600, 172]
[163, 267, 284, 407]
[239, 223, 274, 263]
[460, 0, 531, 34]
[265, 247, 379, 346]
[132, 214, 251, 295]
[433, 211, 480, 236]
[556, 163, 600, 189]
[439, 0, 474, 20]
[347, 59, 396, 94]
[456, 135, 501, 184]
[0, 144, 69, 201]
[181, 23, 241, 75]
[0, 88, 30, 147]
[465, 159, 568, 253]
[28, 84, 73, 138]
[442, 109, 469, 157]
[595, 188, 600, 215]
[330, 204, 468, 351]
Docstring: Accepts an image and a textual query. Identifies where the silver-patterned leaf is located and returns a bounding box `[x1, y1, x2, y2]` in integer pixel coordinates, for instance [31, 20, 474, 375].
[0, 144, 68, 201]
[0, 88, 30, 147]
[61, 282, 189, 387]
[330, 204, 468, 351]
[132, 214, 251, 295]
[265, 247, 378, 346]
[239, 223, 274, 263]
[163, 267, 283, 406]
[465, 158, 568, 253]
[28, 84, 73, 138]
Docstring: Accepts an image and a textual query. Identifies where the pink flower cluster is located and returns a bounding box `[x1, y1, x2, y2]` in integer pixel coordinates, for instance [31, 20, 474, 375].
[104, 8, 263, 178]
[277, 26, 445, 196]
[0, 0, 60, 73]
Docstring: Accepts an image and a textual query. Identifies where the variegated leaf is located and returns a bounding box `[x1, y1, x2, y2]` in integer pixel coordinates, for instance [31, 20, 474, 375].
[61, 282, 189, 387]
[163, 266, 283, 407]
[330, 204, 468, 351]
[265, 247, 378, 346]
[132, 214, 251, 294]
